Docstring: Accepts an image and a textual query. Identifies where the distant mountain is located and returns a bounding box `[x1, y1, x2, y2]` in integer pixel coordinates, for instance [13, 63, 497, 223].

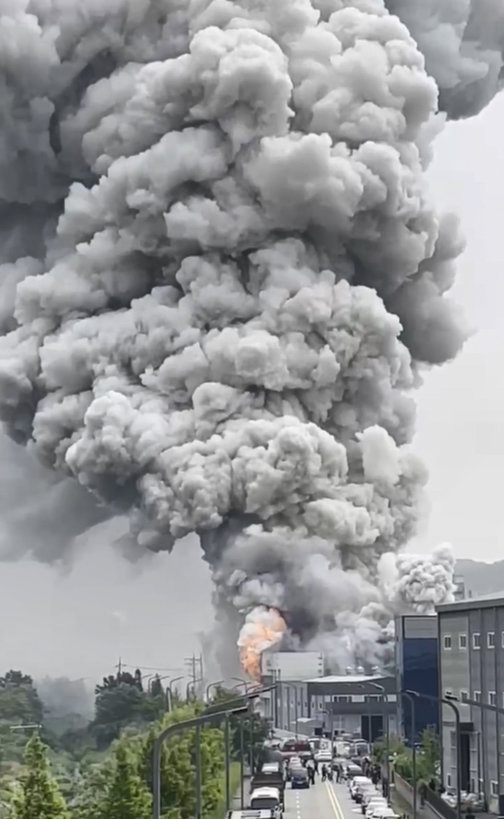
[455, 559, 504, 597]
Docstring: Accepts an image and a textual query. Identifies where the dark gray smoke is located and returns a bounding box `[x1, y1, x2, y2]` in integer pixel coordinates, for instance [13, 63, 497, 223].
[0, 0, 501, 669]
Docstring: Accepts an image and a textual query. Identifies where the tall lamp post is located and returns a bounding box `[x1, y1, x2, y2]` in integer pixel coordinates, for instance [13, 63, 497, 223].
[361, 681, 391, 803]
[400, 690, 417, 819]
[166, 675, 184, 712]
[152, 701, 251, 819]
[231, 677, 250, 693]
[405, 689, 462, 819]
[206, 679, 225, 702]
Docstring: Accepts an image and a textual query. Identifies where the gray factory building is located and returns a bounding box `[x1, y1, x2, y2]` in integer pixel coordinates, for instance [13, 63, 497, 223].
[437, 594, 504, 813]
[305, 674, 397, 742]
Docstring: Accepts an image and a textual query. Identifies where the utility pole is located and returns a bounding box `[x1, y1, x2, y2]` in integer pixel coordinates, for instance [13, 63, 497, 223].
[116, 657, 122, 677]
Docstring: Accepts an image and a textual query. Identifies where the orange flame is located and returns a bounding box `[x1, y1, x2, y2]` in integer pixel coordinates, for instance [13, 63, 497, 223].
[237, 606, 287, 681]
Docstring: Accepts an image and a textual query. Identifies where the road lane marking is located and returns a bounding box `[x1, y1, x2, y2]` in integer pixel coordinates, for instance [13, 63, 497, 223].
[325, 781, 346, 819]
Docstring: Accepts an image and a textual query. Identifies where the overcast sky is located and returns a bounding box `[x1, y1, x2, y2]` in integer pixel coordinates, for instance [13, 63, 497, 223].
[0, 92, 503, 683]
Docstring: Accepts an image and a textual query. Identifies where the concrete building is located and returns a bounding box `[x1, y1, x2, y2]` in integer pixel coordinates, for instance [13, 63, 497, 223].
[259, 650, 324, 730]
[395, 614, 439, 742]
[437, 594, 504, 814]
[453, 575, 466, 601]
[304, 674, 397, 741]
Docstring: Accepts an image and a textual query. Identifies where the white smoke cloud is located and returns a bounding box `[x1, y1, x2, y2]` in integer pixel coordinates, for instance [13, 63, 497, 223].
[0, 0, 501, 671]
[384, 542, 457, 614]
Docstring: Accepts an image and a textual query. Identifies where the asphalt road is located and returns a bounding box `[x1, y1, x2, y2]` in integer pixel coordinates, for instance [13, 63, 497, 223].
[284, 777, 360, 819]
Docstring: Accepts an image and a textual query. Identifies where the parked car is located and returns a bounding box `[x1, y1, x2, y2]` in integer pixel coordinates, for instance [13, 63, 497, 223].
[367, 808, 398, 819]
[355, 784, 377, 804]
[346, 764, 364, 780]
[350, 777, 373, 799]
[363, 797, 388, 815]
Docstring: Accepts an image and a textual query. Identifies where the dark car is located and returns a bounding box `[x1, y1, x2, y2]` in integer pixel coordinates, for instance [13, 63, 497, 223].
[291, 767, 309, 789]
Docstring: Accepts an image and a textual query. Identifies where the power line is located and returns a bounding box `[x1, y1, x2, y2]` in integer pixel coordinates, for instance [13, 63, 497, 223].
[120, 663, 185, 673]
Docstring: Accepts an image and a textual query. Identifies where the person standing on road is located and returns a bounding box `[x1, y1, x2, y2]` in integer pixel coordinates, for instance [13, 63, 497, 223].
[321, 764, 327, 782]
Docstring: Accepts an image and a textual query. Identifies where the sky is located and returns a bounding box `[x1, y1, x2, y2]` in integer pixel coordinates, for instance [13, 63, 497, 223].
[1, 76, 503, 684]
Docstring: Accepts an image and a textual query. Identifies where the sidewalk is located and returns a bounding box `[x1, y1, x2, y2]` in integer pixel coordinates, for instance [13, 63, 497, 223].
[228, 773, 251, 813]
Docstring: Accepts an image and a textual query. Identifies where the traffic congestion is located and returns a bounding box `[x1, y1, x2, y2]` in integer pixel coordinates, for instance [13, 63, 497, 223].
[228, 733, 402, 819]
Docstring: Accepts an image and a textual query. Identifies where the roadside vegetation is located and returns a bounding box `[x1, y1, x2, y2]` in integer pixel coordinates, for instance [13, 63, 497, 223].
[0, 669, 268, 819]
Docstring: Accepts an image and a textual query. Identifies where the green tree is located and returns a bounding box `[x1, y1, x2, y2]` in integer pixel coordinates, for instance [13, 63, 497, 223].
[208, 687, 268, 768]
[69, 757, 115, 819]
[417, 726, 440, 784]
[10, 734, 68, 819]
[97, 743, 151, 819]
[0, 670, 43, 724]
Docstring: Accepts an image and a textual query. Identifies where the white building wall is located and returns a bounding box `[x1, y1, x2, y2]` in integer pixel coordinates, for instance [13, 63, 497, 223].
[261, 650, 324, 680]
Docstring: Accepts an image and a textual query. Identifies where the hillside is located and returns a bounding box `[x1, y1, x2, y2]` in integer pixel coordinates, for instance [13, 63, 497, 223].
[456, 559, 504, 597]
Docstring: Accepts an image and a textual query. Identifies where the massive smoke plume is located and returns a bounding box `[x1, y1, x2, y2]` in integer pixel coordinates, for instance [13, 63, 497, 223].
[0, 0, 500, 671]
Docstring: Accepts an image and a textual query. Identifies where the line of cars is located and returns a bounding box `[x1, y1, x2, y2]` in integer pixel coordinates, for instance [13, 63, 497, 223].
[347, 772, 399, 819]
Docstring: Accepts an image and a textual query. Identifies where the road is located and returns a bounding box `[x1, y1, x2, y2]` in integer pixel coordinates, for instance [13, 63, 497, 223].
[284, 777, 359, 819]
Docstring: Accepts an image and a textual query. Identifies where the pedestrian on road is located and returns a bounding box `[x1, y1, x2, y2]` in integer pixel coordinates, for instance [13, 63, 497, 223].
[327, 768, 333, 782]
[321, 764, 327, 782]
[309, 767, 315, 785]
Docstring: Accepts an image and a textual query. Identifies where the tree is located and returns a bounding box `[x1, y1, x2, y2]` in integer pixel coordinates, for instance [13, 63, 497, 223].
[69, 757, 115, 819]
[98, 743, 151, 819]
[10, 734, 68, 819]
[0, 670, 43, 724]
[150, 676, 163, 699]
[208, 686, 269, 767]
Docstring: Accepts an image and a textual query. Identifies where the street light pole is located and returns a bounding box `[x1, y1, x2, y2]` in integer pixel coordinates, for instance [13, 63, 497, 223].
[406, 690, 462, 819]
[152, 703, 250, 819]
[231, 677, 249, 693]
[166, 676, 184, 712]
[401, 690, 417, 819]
[206, 679, 225, 702]
[363, 682, 390, 803]
[187, 678, 203, 701]
[404, 690, 463, 819]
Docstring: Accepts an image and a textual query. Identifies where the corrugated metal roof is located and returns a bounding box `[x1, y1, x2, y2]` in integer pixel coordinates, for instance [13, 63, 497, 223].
[304, 674, 384, 684]
[436, 591, 504, 613]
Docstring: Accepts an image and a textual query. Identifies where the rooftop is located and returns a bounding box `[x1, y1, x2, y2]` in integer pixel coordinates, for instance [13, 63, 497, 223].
[304, 674, 386, 684]
[437, 591, 504, 613]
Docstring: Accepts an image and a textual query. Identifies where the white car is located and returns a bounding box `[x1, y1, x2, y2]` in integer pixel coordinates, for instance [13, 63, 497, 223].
[364, 798, 388, 816]
[315, 751, 333, 764]
[368, 809, 398, 819]
[350, 777, 372, 799]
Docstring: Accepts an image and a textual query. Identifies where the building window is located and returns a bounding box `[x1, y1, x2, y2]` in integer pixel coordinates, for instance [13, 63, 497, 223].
[364, 695, 382, 702]
[334, 695, 352, 703]
[473, 632, 481, 649]
[489, 691, 497, 706]
[460, 690, 469, 703]
[459, 633, 467, 650]
[491, 781, 499, 797]
[447, 774, 452, 788]
[488, 631, 496, 649]
[444, 634, 452, 650]
[502, 630, 504, 649]
[474, 690, 481, 703]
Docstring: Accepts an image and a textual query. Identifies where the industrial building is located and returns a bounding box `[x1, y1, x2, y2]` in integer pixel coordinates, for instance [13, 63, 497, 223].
[264, 668, 396, 740]
[395, 614, 439, 741]
[437, 593, 504, 814]
[258, 649, 324, 730]
[305, 674, 397, 741]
